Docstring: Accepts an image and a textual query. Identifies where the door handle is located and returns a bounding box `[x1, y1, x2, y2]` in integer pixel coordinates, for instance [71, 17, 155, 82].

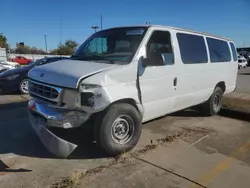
[173, 77, 177, 87]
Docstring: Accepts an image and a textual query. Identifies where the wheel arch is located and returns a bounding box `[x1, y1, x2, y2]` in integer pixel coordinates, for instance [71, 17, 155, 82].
[215, 81, 226, 93]
[111, 98, 144, 118]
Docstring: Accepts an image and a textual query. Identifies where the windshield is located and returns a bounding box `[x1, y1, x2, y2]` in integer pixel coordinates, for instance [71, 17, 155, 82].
[71, 27, 148, 64]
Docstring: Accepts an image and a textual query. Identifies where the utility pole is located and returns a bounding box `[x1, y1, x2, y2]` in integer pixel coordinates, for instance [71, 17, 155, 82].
[44, 35, 48, 53]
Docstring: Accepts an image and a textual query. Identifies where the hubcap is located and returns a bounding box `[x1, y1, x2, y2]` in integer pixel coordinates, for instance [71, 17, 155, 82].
[213, 93, 221, 112]
[111, 115, 134, 144]
[21, 81, 29, 93]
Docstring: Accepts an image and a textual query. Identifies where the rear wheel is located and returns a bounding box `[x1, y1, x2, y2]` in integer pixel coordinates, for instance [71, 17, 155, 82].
[95, 103, 142, 155]
[201, 87, 223, 116]
[19, 79, 29, 94]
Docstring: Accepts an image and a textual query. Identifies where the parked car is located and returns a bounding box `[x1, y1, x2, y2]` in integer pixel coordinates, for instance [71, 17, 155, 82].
[0, 60, 21, 73]
[9, 56, 32, 65]
[238, 55, 247, 69]
[244, 54, 250, 66]
[27, 25, 238, 157]
[0, 57, 68, 94]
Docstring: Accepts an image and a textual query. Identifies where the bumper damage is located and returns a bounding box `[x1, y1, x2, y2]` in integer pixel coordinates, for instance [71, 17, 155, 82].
[29, 112, 77, 158]
[28, 100, 90, 158]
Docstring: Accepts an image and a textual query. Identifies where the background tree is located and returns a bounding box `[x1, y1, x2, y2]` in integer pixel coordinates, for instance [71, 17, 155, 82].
[0, 33, 8, 49]
[14, 44, 46, 54]
[51, 40, 78, 55]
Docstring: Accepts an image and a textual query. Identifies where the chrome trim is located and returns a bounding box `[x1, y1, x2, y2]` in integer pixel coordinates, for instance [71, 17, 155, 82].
[29, 80, 63, 103]
[28, 100, 90, 128]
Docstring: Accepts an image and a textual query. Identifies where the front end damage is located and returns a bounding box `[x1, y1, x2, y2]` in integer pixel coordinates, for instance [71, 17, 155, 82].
[28, 103, 77, 158]
[27, 80, 112, 158]
[27, 59, 142, 158]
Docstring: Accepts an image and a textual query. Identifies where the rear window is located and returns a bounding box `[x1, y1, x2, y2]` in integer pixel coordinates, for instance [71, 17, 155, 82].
[207, 38, 231, 62]
[230, 42, 237, 61]
[177, 33, 208, 64]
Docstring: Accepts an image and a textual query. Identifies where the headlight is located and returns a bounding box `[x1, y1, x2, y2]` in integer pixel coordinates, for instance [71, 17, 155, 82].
[4, 74, 19, 80]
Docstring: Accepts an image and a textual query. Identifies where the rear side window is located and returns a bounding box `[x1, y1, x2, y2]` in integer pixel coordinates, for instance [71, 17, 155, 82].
[207, 38, 231, 62]
[177, 33, 208, 64]
[230, 42, 237, 61]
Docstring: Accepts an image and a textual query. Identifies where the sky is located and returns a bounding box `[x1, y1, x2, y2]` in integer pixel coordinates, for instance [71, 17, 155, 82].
[0, 0, 249, 51]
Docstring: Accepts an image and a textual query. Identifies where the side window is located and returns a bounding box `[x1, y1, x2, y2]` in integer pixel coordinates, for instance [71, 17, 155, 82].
[177, 33, 208, 64]
[207, 37, 231, 62]
[230, 42, 237, 61]
[146, 31, 174, 66]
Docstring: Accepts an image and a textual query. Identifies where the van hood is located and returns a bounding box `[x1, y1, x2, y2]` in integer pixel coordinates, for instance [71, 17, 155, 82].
[28, 59, 118, 88]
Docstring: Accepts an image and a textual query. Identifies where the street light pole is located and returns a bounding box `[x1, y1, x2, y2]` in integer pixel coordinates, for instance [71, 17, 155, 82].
[91, 26, 100, 33]
[100, 15, 103, 30]
[44, 35, 48, 53]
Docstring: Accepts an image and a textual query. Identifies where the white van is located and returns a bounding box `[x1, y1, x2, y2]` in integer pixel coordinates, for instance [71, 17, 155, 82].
[28, 25, 238, 157]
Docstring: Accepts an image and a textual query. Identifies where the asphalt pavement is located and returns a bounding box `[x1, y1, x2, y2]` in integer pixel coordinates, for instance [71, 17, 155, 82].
[236, 67, 250, 94]
[0, 69, 250, 188]
[0, 98, 250, 188]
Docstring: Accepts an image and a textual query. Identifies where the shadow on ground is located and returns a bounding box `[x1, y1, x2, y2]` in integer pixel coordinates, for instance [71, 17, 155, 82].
[0, 103, 249, 160]
[239, 73, 250, 75]
[0, 101, 28, 110]
[0, 120, 109, 160]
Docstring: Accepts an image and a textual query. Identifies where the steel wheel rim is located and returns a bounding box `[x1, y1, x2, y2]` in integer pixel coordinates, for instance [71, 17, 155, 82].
[111, 115, 134, 144]
[213, 93, 221, 112]
[21, 80, 29, 93]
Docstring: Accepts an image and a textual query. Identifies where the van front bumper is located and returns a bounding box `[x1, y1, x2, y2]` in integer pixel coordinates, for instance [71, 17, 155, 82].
[28, 111, 77, 158]
[28, 99, 90, 157]
[28, 100, 91, 129]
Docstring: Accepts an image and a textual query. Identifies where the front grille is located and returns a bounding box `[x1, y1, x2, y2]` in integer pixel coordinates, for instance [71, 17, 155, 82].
[29, 81, 60, 99]
[29, 93, 58, 105]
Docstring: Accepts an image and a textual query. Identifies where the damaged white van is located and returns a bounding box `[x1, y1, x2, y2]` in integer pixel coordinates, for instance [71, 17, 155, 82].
[28, 25, 238, 157]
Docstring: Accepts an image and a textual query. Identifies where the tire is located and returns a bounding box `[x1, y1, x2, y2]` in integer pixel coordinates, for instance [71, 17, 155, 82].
[95, 103, 142, 156]
[19, 79, 29, 94]
[201, 87, 223, 116]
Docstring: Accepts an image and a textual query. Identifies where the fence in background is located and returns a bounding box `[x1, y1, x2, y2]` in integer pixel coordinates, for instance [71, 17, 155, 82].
[0, 48, 7, 62]
[9, 54, 70, 61]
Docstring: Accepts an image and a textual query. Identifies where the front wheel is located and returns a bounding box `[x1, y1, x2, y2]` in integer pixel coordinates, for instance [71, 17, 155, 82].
[95, 103, 142, 155]
[19, 79, 29, 94]
[201, 87, 223, 116]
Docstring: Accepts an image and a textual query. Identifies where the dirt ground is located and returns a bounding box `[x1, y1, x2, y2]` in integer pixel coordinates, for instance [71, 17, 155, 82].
[0, 97, 250, 188]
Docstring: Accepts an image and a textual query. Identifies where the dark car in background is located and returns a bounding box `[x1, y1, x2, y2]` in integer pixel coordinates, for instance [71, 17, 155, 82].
[0, 56, 68, 94]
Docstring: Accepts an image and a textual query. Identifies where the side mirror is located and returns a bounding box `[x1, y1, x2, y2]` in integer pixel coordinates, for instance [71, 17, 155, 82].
[141, 57, 148, 67]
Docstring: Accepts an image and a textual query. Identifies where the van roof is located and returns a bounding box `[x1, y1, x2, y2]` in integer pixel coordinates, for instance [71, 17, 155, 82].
[108, 25, 232, 42]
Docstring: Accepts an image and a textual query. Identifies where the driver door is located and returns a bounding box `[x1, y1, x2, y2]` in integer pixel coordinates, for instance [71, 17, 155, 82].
[139, 30, 177, 122]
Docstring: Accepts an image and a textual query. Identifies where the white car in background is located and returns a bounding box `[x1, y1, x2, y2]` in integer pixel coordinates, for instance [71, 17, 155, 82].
[0, 61, 20, 73]
[237, 55, 247, 69]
